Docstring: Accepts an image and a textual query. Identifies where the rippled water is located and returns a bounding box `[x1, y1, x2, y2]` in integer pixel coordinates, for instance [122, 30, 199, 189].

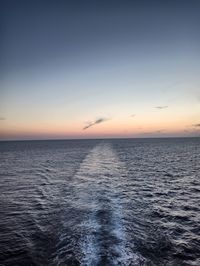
[0, 138, 200, 266]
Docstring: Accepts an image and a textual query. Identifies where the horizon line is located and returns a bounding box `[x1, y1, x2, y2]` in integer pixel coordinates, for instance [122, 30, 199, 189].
[0, 136, 199, 142]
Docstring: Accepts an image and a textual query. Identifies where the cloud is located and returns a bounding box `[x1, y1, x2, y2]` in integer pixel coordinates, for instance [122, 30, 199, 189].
[83, 117, 109, 130]
[192, 123, 200, 127]
[0, 117, 5, 121]
[155, 130, 165, 133]
[155, 106, 168, 109]
[130, 114, 136, 118]
[140, 129, 165, 135]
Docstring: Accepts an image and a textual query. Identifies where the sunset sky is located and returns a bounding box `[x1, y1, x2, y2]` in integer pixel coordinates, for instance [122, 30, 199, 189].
[1, 0, 200, 140]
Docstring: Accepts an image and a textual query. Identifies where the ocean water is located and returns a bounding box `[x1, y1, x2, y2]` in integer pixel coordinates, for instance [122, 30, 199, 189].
[0, 138, 199, 266]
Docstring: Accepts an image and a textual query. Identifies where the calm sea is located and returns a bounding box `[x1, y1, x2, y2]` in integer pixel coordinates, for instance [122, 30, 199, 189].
[0, 138, 199, 266]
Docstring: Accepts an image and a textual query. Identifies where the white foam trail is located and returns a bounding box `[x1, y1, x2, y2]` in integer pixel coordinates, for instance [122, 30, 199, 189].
[71, 142, 144, 265]
[80, 212, 101, 266]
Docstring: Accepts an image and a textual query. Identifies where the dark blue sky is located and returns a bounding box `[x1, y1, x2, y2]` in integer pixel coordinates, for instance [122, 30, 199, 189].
[1, 0, 200, 75]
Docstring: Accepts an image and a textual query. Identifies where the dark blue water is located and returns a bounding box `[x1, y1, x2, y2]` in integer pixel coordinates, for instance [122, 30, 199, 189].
[0, 138, 200, 266]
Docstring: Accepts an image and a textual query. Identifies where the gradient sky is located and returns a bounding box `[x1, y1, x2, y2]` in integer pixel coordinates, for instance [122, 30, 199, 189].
[0, 0, 200, 140]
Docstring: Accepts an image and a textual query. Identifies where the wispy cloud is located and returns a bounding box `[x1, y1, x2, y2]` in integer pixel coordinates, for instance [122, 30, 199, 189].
[141, 129, 165, 135]
[130, 114, 136, 118]
[192, 123, 200, 127]
[155, 106, 168, 110]
[83, 117, 109, 130]
[0, 117, 5, 121]
[155, 130, 165, 133]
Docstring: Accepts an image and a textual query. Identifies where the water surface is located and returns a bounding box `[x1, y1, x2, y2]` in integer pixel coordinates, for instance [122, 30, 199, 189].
[0, 138, 199, 265]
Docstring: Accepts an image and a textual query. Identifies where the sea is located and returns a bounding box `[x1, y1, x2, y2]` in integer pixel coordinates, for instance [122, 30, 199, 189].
[0, 138, 199, 266]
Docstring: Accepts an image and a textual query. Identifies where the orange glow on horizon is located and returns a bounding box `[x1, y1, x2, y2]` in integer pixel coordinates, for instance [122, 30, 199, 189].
[1, 115, 199, 140]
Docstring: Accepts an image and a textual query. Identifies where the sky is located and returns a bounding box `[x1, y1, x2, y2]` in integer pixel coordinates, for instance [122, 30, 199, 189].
[0, 0, 200, 140]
